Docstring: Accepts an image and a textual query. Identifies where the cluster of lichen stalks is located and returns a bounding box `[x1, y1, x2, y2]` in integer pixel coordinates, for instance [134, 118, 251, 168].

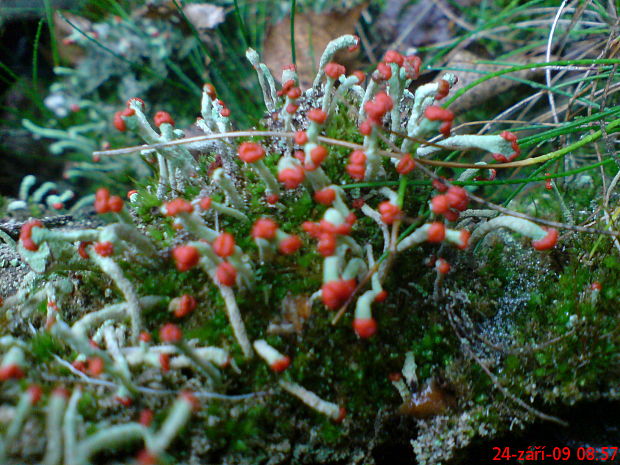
[1, 35, 560, 464]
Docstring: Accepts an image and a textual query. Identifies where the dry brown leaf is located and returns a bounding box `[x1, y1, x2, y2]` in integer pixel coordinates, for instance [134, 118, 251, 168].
[182, 3, 225, 30]
[132, 1, 180, 20]
[443, 49, 552, 114]
[53, 11, 92, 64]
[263, 4, 366, 89]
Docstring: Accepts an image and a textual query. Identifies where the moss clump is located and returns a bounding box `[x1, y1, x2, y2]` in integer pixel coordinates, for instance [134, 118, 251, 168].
[30, 332, 64, 362]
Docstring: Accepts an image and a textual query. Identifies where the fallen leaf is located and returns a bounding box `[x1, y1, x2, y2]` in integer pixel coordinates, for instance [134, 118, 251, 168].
[53, 11, 92, 64]
[263, 4, 366, 89]
[441, 49, 553, 114]
[182, 3, 226, 30]
[132, 1, 180, 20]
[375, 0, 453, 49]
[53, 11, 92, 38]
[375, 0, 482, 52]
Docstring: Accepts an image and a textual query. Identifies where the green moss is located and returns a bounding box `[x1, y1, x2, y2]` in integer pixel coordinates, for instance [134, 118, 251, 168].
[77, 391, 96, 418]
[30, 333, 63, 362]
[132, 183, 162, 222]
[442, 231, 619, 423]
[185, 307, 233, 345]
[318, 420, 343, 444]
[131, 265, 193, 298]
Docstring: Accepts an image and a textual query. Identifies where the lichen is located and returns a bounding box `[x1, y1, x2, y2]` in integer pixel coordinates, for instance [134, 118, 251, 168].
[0, 33, 617, 465]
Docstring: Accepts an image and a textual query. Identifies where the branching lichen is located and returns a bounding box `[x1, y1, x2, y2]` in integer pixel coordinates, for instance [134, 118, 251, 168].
[3, 35, 602, 465]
